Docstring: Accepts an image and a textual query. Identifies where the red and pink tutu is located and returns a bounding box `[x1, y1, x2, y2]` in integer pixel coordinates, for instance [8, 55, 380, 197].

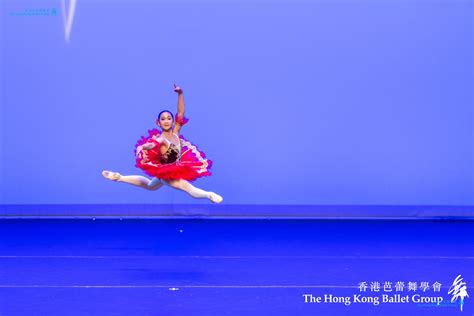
[134, 115, 212, 181]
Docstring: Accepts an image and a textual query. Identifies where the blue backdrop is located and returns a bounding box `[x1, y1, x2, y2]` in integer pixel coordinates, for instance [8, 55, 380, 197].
[1, 0, 472, 205]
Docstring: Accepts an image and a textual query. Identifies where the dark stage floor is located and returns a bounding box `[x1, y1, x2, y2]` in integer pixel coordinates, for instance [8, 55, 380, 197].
[0, 218, 472, 315]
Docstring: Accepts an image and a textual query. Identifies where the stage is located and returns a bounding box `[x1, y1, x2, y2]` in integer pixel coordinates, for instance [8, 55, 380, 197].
[0, 217, 472, 315]
[1, 204, 473, 219]
[1, 0, 472, 315]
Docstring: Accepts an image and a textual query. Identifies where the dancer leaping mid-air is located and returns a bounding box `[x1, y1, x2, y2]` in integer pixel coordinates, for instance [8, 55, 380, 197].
[102, 84, 223, 203]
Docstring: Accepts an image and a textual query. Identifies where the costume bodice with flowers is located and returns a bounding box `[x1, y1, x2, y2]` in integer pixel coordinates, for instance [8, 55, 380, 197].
[160, 141, 180, 164]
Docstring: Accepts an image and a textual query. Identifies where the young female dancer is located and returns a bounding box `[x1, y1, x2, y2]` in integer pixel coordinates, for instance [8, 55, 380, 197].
[102, 84, 223, 203]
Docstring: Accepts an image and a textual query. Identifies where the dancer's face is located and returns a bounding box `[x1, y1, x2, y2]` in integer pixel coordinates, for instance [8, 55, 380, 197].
[158, 112, 174, 131]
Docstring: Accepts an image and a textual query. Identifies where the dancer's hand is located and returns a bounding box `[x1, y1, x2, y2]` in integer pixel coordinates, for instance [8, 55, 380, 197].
[142, 143, 155, 150]
[151, 135, 168, 145]
[135, 146, 143, 157]
[173, 83, 183, 95]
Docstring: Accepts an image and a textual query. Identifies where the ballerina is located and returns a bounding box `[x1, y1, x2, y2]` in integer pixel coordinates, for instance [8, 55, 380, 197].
[102, 84, 223, 203]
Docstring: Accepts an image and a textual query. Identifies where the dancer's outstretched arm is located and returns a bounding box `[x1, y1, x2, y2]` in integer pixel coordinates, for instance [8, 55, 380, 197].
[173, 84, 185, 135]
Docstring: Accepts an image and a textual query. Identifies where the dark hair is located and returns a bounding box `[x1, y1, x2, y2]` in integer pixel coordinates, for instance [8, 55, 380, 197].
[157, 110, 174, 121]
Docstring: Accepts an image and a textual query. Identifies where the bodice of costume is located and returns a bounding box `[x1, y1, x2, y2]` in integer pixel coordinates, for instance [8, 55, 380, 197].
[134, 119, 214, 181]
[159, 142, 180, 164]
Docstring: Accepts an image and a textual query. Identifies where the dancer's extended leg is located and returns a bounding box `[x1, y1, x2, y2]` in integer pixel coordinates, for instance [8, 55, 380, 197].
[102, 170, 163, 191]
[164, 179, 223, 203]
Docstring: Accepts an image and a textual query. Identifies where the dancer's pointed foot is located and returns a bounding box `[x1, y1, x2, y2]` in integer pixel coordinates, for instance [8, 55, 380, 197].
[209, 192, 223, 204]
[102, 170, 121, 181]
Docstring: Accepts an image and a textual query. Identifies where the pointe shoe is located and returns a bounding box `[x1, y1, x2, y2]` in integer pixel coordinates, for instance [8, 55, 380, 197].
[209, 192, 223, 204]
[102, 170, 121, 181]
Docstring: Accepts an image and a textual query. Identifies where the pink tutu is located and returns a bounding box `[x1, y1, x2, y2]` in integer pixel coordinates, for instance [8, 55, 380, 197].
[134, 115, 212, 181]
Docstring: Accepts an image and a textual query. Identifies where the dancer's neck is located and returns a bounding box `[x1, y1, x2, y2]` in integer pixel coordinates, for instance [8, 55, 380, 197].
[161, 129, 173, 138]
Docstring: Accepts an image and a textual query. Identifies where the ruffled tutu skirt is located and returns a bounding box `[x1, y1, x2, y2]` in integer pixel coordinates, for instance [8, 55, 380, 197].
[134, 128, 212, 181]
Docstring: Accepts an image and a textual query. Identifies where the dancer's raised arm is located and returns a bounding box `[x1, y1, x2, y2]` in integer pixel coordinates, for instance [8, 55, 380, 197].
[173, 84, 185, 134]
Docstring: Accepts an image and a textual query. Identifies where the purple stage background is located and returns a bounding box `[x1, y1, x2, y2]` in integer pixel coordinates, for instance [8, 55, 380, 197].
[1, 0, 472, 212]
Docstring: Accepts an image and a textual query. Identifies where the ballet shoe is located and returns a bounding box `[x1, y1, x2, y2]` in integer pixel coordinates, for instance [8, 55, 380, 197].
[102, 170, 121, 181]
[209, 192, 223, 204]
